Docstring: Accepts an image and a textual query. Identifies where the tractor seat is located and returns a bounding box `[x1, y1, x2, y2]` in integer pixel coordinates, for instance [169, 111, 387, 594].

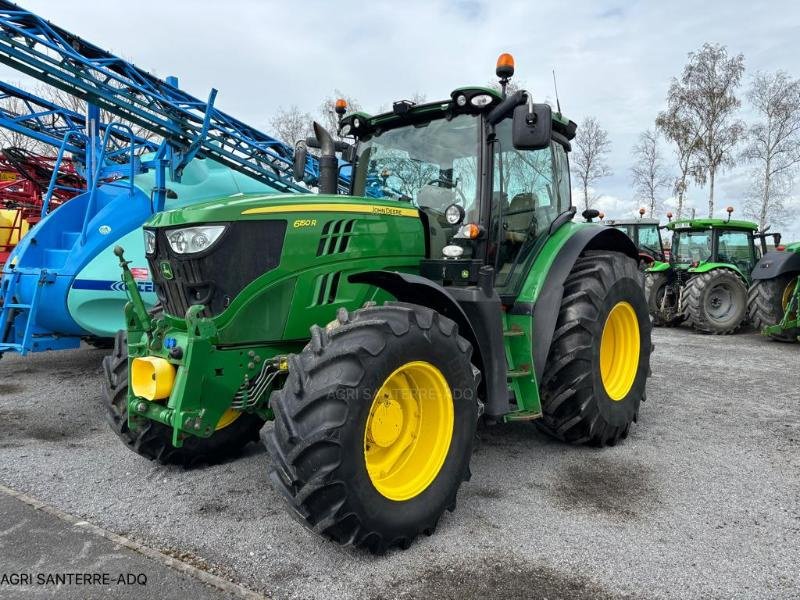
[505, 193, 537, 242]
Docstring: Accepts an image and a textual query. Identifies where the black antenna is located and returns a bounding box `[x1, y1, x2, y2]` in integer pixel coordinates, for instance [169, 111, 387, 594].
[552, 70, 562, 114]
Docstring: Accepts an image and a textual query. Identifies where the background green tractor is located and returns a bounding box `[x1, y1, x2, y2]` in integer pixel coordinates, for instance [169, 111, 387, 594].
[603, 208, 667, 269]
[749, 241, 800, 342]
[644, 209, 779, 334]
[104, 57, 652, 553]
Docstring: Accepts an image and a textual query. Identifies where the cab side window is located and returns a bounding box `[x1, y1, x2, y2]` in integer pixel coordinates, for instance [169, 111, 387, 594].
[491, 119, 559, 289]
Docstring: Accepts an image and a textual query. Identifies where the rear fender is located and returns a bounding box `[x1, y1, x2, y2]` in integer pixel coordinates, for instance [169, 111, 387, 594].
[751, 250, 800, 280]
[647, 260, 671, 273]
[688, 261, 746, 280]
[510, 226, 637, 383]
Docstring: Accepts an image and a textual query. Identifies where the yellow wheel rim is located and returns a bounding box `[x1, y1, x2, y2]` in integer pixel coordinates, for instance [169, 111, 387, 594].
[599, 301, 640, 401]
[782, 278, 798, 315]
[363, 361, 454, 501]
[215, 408, 241, 431]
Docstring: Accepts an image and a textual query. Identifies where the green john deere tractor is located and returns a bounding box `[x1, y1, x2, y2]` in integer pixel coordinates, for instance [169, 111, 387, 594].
[103, 57, 652, 553]
[644, 209, 778, 334]
[749, 241, 800, 342]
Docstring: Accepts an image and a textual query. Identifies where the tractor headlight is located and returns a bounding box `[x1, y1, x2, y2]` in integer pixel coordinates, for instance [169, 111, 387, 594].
[143, 229, 156, 256]
[166, 225, 226, 255]
[444, 203, 465, 226]
[470, 94, 493, 107]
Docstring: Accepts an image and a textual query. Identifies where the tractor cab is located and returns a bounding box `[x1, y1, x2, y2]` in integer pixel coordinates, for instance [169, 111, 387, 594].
[666, 216, 760, 281]
[603, 215, 665, 265]
[326, 87, 577, 303]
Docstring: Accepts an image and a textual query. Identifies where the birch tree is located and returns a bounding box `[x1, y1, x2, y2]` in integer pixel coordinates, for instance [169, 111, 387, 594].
[656, 108, 699, 218]
[662, 43, 745, 217]
[571, 116, 612, 211]
[741, 70, 800, 228]
[630, 129, 670, 217]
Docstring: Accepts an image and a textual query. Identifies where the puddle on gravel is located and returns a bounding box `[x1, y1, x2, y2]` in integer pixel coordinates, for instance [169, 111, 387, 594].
[374, 557, 632, 600]
[463, 485, 505, 500]
[551, 456, 659, 521]
[0, 382, 25, 395]
[0, 407, 91, 442]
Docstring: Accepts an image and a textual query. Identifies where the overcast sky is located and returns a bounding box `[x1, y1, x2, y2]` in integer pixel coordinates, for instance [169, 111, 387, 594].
[7, 0, 800, 239]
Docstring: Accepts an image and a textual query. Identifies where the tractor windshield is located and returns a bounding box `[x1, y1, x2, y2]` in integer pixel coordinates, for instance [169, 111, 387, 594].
[638, 224, 662, 255]
[352, 114, 479, 217]
[672, 230, 712, 264]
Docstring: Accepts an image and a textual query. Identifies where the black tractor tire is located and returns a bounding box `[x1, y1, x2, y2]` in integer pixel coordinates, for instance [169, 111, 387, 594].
[644, 271, 682, 327]
[537, 250, 652, 446]
[264, 303, 479, 554]
[101, 330, 264, 467]
[84, 336, 114, 350]
[748, 273, 799, 343]
[680, 269, 748, 334]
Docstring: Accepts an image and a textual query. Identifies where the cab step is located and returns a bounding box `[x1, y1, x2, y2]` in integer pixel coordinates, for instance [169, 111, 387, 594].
[507, 365, 531, 378]
[503, 326, 525, 337]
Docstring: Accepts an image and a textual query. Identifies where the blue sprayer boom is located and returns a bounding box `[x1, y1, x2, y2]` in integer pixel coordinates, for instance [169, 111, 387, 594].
[0, 0, 320, 356]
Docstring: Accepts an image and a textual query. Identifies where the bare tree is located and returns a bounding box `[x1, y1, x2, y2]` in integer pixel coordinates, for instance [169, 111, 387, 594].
[630, 129, 671, 217]
[487, 78, 527, 97]
[571, 116, 612, 211]
[376, 92, 429, 115]
[655, 108, 699, 219]
[35, 83, 161, 150]
[662, 43, 745, 217]
[0, 91, 53, 153]
[318, 90, 362, 139]
[269, 105, 313, 146]
[741, 70, 800, 228]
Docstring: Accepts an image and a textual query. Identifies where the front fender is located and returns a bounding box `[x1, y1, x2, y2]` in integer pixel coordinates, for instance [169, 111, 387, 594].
[348, 270, 508, 416]
[751, 250, 800, 280]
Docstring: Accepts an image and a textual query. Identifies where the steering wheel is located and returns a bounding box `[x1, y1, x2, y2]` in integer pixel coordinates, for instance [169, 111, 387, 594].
[425, 178, 467, 205]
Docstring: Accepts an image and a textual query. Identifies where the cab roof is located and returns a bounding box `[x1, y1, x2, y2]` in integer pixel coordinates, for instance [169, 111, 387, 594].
[604, 218, 660, 226]
[340, 86, 577, 142]
[666, 218, 758, 232]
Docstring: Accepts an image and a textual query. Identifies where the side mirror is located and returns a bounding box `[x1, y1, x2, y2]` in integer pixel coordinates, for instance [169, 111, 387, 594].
[293, 140, 307, 182]
[512, 102, 552, 150]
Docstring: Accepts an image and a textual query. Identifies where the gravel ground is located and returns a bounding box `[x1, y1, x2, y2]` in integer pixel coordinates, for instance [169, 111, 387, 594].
[0, 327, 798, 599]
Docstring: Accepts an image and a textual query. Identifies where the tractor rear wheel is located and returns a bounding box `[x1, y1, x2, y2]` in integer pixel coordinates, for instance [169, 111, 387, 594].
[748, 273, 799, 342]
[680, 270, 747, 334]
[264, 303, 479, 554]
[644, 272, 682, 327]
[101, 330, 264, 466]
[537, 250, 652, 446]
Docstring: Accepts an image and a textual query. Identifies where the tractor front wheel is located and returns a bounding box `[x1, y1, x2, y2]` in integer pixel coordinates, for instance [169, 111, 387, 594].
[681, 270, 747, 334]
[644, 272, 682, 327]
[538, 250, 652, 446]
[101, 330, 264, 466]
[748, 273, 799, 342]
[264, 303, 479, 554]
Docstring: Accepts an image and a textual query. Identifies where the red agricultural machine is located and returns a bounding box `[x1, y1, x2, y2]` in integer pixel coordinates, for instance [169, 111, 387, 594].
[0, 147, 81, 264]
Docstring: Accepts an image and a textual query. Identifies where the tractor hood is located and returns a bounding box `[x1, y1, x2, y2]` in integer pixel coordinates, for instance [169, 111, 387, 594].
[144, 193, 419, 228]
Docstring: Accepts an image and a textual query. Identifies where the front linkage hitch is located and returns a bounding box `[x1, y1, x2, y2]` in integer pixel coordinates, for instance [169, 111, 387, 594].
[113, 246, 287, 447]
